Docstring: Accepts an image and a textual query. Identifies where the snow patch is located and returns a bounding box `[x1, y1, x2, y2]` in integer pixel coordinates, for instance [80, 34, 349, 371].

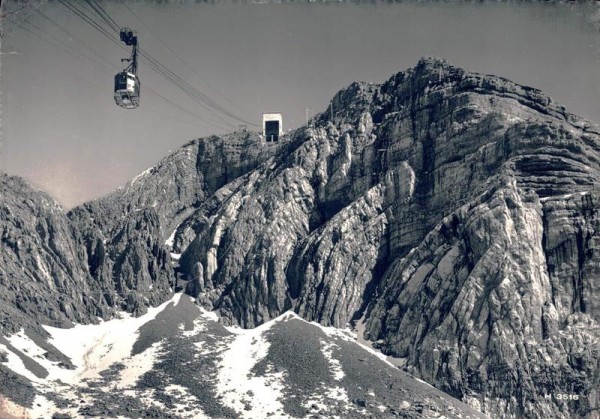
[199, 307, 220, 322]
[137, 388, 170, 411]
[43, 293, 182, 384]
[539, 191, 589, 202]
[324, 385, 350, 402]
[165, 222, 181, 247]
[5, 329, 80, 384]
[399, 400, 411, 409]
[503, 113, 524, 124]
[34, 252, 51, 283]
[6, 330, 47, 363]
[320, 341, 345, 380]
[117, 341, 163, 389]
[217, 314, 286, 418]
[182, 317, 207, 337]
[27, 394, 57, 419]
[303, 384, 350, 418]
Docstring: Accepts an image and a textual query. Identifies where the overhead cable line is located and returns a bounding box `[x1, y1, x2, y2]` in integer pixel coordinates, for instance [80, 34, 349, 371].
[119, 0, 251, 120]
[9, 17, 112, 74]
[84, 0, 121, 33]
[35, 8, 116, 70]
[57, 0, 123, 48]
[136, 49, 245, 127]
[61, 0, 241, 128]
[58, 0, 258, 128]
[14, 13, 232, 131]
[143, 88, 228, 130]
[57, 0, 235, 128]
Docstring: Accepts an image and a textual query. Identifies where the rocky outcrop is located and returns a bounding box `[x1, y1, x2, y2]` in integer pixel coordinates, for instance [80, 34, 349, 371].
[69, 132, 280, 236]
[66, 131, 282, 314]
[364, 180, 600, 418]
[0, 174, 110, 333]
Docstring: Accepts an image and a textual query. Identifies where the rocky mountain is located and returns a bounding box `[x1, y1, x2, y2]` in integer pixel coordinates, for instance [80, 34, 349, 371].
[1, 57, 600, 418]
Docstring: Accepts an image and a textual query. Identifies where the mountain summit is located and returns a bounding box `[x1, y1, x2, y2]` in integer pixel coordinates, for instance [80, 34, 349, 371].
[1, 58, 599, 418]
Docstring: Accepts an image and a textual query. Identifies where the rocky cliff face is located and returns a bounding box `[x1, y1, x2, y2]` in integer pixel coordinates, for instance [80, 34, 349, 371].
[2, 58, 599, 418]
[66, 132, 282, 314]
[172, 58, 600, 418]
[364, 181, 600, 418]
[0, 174, 115, 334]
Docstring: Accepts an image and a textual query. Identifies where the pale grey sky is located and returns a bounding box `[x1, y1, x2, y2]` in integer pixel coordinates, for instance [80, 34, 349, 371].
[2, 0, 600, 208]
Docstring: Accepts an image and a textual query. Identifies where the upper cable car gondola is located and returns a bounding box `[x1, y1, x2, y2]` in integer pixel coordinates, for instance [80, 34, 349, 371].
[114, 28, 140, 109]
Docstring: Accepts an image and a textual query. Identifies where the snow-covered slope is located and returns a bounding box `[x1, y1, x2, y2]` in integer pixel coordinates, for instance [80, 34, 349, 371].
[0, 293, 485, 419]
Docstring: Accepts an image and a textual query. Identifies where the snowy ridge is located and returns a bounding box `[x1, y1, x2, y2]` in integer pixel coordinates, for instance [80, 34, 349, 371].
[0, 299, 485, 419]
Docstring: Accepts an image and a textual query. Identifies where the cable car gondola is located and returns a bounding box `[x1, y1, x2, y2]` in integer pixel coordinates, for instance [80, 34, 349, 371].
[114, 28, 140, 109]
[114, 71, 139, 109]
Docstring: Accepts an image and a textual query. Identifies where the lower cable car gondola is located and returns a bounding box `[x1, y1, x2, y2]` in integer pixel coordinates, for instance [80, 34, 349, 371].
[114, 27, 140, 109]
[114, 71, 140, 109]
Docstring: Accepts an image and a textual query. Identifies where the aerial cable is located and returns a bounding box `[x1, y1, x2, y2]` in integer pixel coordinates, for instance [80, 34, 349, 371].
[136, 52, 239, 128]
[135, 50, 241, 127]
[83, 0, 117, 31]
[88, 1, 257, 126]
[144, 88, 232, 131]
[8, 17, 112, 74]
[58, 0, 118, 43]
[135, 47, 255, 126]
[57, 0, 122, 49]
[5, 19, 127, 105]
[84, 0, 120, 33]
[61, 0, 249, 126]
[60, 0, 234, 126]
[14, 19, 230, 129]
[57, 0, 254, 127]
[9, 14, 231, 130]
[34, 9, 117, 71]
[119, 0, 252, 122]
